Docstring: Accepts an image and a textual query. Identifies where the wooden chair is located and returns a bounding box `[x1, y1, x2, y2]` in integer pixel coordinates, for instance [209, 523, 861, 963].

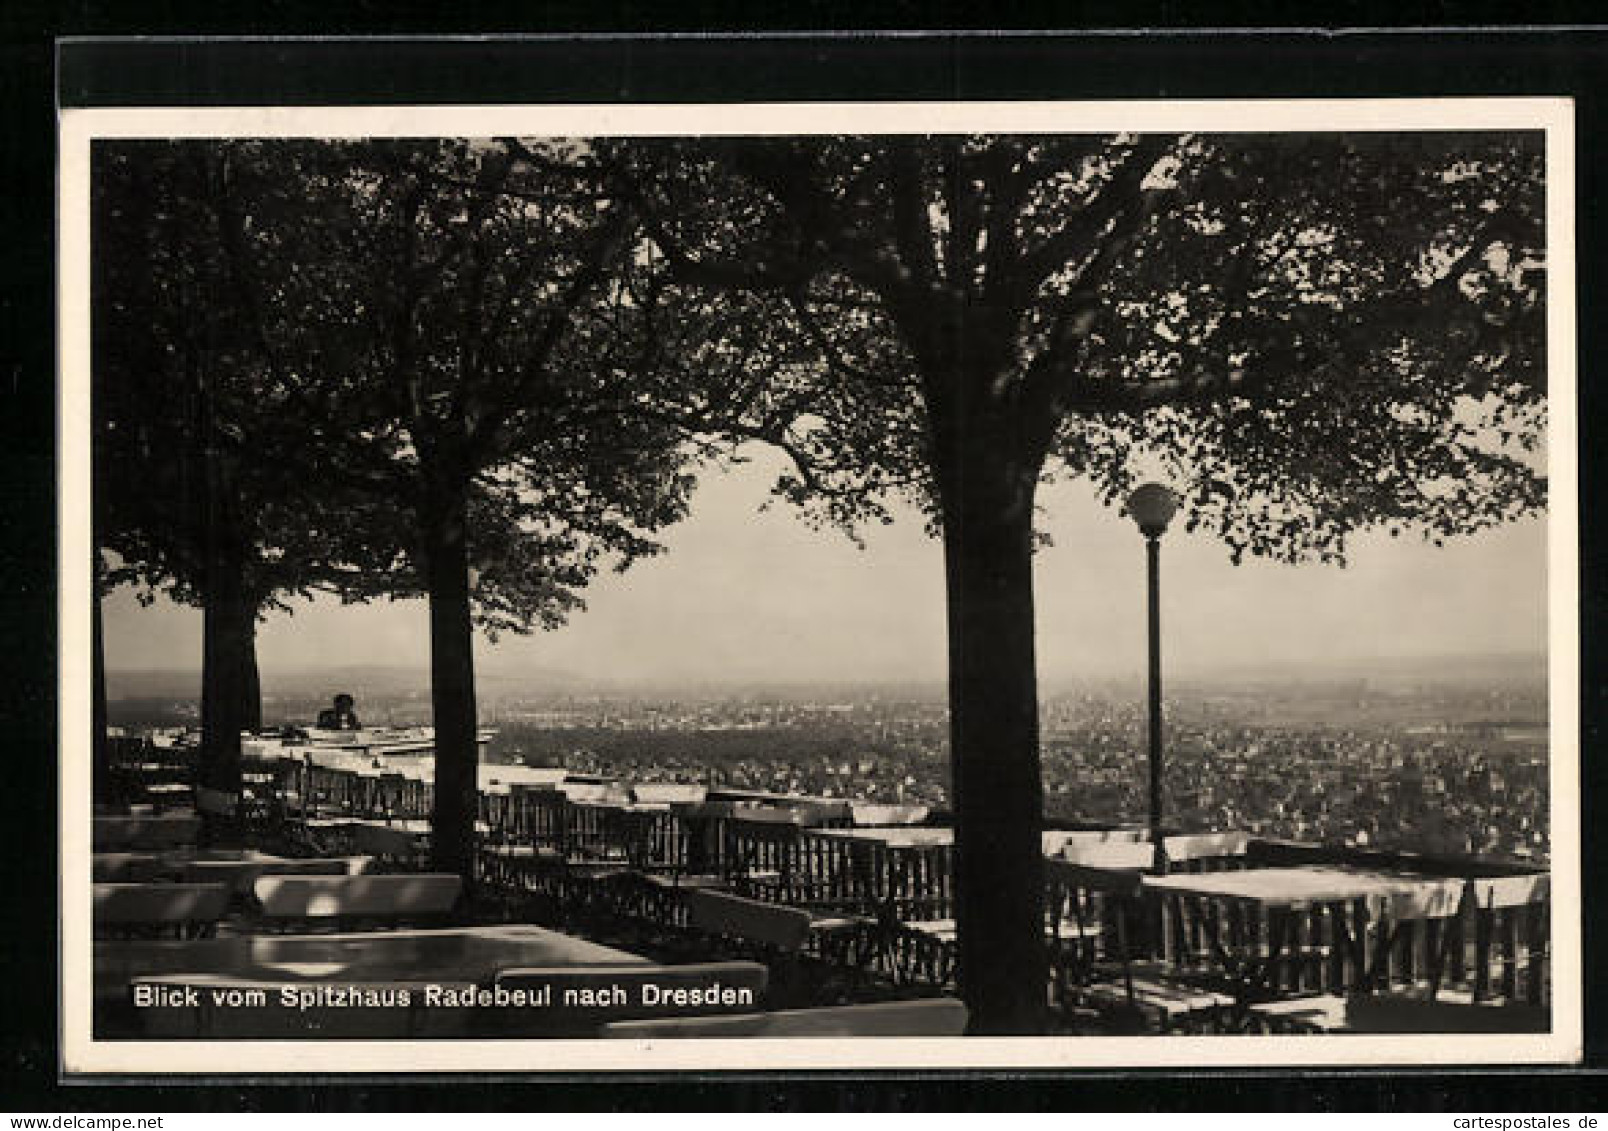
[93, 882, 231, 940]
[350, 822, 429, 871]
[610, 806, 685, 874]
[1042, 860, 1148, 1011]
[727, 813, 807, 903]
[682, 889, 874, 1004]
[92, 854, 171, 883]
[1043, 858, 1120, 1003]
[1082, 972, 1237, 1034]
[1043, 861, 1236, 1033]
[1246, 876, 1490, 1034]
[475, 841, 566, 914]
[600, 997, 969, 1038]
[886, 918, 958, 989]
[251, 873, 463, 932]
[1461, 874, 1551, 1007]
[586, 868, 730, 944]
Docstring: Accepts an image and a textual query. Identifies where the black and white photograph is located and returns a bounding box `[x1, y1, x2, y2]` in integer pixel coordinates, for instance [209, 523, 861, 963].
[57, 97, 1580, 1073]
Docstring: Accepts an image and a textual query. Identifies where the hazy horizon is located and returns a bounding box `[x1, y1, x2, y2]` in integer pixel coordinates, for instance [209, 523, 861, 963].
[105, 648, 1549, 692]
[103, 447, 1550, 689]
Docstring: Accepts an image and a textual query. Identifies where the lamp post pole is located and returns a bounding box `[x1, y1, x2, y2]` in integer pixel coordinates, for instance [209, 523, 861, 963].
[1144, 530, 1166, 875]
[1126, 483, 1178, 876]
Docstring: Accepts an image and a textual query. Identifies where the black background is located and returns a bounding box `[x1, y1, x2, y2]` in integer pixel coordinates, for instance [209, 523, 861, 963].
[4, 9, 1606, 1112]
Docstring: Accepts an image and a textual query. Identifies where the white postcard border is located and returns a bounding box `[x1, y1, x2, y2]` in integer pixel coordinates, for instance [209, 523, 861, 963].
[58, 95, 1582, 1074]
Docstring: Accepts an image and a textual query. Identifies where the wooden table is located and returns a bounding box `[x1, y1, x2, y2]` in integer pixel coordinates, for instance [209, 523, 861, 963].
[93, 881, 231, 939]
[1140, 866, 1468, 998]
[93, 813, 201, 852]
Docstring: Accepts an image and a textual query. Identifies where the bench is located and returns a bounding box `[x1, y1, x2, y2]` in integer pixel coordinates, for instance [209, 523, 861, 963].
[93, 814, 201, 852]
[180, 857, 364, 895]
[685, 888, 814, 951]
[92, 854, 172, 883]
[93, 882, 231, 940]
[252, 873, 463, 929]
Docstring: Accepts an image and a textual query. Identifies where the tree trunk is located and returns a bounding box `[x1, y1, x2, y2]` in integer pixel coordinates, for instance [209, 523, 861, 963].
[238, 612, 262, 732]
[422, 478, 480, 887]
[912, 304, 1053, 1035]
[939, 446, 1049, 1035]
[198, 540, 252, 844]
[92, 558, 109, 798]
[189, 354, 251, 842]
[919, 352, 1054, 1036]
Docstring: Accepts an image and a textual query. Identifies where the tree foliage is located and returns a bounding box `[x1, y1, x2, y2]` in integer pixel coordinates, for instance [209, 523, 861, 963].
[95, 138, 693, 642]
[94, 139, 414, 663]
[605, 131, 1546, 557]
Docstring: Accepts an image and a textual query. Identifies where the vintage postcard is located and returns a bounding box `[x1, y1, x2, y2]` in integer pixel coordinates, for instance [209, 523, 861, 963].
[58, 92, 1581, 1073]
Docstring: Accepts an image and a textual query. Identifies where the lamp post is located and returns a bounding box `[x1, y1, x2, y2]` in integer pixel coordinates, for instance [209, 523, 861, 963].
[1127, 482, 1178, 875]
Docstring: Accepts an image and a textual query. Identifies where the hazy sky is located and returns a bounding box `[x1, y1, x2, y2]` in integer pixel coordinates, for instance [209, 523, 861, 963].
[102, 445, 1547, 685]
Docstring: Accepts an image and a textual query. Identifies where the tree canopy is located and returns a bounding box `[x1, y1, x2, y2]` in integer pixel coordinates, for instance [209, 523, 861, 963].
[606, 131, 1545, 554]
[95, 138, 694, 649]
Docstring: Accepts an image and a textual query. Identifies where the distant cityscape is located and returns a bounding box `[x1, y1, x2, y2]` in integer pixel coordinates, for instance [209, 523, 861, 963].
[107, 656, 1550, 867]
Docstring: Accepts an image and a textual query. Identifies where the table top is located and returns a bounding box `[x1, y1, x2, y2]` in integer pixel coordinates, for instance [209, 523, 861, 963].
[306, 817, 494, 838]
[806, 827, 954, 848]
[801, 827, 1234, 855]
[93, 813, 200, 828]
[849, 804, 931, 827]
[1058, 841, 1157, 870]
[1058, 832, 1253, 869]
[94, 848, 283, 864]
[1042, 828, 1146, 854]
[94, 850, 355, 883]
[1142, 866, 1468, 915]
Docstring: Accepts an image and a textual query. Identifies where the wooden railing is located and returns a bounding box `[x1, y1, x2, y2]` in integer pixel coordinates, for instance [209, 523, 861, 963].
[235, 758, 1554, 1013]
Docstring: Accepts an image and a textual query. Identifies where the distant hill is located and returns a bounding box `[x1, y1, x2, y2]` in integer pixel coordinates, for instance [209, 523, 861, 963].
[108, 662, 586, 702]
[1167, 650, 1547, 691]
[109, 649, 1546, 702]
[105, 669, 201, 700]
